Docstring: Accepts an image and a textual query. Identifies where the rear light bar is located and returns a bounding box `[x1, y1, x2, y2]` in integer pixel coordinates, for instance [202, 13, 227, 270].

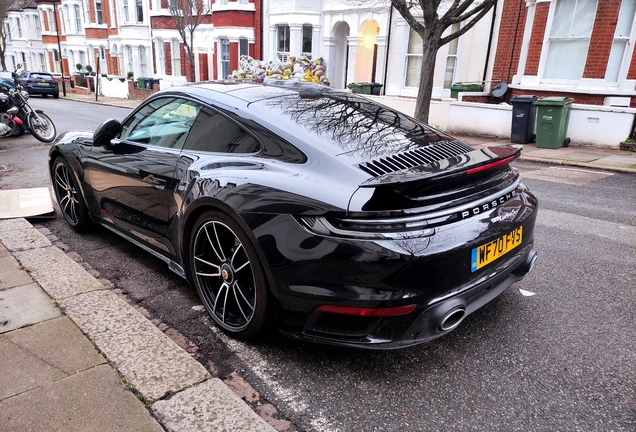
[316, 304, 416, 317]
[26, 79, 35, 83]
[467, 156, 515, 175]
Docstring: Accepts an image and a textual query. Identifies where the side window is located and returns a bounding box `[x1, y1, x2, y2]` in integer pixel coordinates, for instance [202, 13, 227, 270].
[120, 97, 202, 149]
[184, 108, 261, 154]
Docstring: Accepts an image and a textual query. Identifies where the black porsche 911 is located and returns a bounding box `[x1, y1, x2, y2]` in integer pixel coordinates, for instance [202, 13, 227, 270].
[49, 81, 538, 349]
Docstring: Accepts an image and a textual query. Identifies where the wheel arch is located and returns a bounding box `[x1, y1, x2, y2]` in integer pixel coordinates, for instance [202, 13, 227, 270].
[180, 197, 281, 307]
[50, 150, 98, 224]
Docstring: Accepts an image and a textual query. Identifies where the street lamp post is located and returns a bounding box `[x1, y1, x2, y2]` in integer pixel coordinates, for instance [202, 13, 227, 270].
[36, 0, 66, 96]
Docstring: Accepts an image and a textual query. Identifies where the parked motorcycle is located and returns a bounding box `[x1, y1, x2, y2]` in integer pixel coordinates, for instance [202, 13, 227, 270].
[0, 85, 25, 137]
[0, 69, 56, 142]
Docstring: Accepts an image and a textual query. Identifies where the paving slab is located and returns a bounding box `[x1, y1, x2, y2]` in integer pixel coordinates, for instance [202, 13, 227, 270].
[0, 227, 51, 252]
[590, 153, 636, 168]
[13, 246, 105, 299]
[0, 218, 32, 233]
[5, 316, 106, 374]
[0, 255, 32, 290]
[0, 242, 9, 259]
[59, 289, 210, 401]
[0, 364, 164, 432]
[0, 283, 61, 333]
[0, 334, 67, 399]
[152, 378, 276, 432]
[555, 151, 606, 163]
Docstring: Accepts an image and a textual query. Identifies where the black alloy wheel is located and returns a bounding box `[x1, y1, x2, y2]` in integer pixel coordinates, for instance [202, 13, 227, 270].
[190, 211, 271, 339]
[27, 111, 56, 143]
[52, 157, 90, 232]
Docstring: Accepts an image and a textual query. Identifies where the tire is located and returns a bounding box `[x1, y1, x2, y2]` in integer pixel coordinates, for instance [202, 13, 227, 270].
[53, 93, 59, 99]
[42, 94, 47, 98]
[189, 210, 271, 340]
[52, 156, 91, 232]
[27, 111, 56, 143]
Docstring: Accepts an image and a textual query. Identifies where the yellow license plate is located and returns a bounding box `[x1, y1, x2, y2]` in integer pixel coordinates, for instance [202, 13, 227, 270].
[471, 227, 523, 272]
[38, 82, 49, 86]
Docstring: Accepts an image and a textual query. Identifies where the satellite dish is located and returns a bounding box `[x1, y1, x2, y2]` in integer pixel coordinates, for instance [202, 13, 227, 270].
[491, 82, 508, 99]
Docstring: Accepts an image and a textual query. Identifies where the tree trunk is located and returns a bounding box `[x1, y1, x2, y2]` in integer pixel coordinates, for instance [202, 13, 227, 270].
[413, 33, 441, 124]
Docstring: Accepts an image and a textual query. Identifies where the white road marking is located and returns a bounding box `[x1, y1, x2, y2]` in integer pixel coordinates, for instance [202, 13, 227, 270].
[519, 289, 536, 297]
[537, 209, 636, 246]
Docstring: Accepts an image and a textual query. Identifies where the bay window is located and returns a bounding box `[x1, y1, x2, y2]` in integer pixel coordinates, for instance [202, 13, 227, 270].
[405, 28, 423, 87]
[605, 0, 635, 82]
[543, 0, 597, 80]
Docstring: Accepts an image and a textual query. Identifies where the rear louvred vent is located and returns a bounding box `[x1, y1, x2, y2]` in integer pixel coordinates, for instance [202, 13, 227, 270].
[358, 140, 475, 177]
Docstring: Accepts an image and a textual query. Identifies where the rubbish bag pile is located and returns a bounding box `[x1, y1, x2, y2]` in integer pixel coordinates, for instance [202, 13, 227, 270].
[229, 55, 330, 85]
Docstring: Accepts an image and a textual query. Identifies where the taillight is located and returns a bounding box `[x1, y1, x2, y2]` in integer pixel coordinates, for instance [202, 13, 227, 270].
[316, 304, 416, 317]
[26, 79, 35, 83]
[467, 156, 516, 175]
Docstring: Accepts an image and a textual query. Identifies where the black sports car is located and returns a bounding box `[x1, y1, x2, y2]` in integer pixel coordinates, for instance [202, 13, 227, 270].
[49, 81, 538, 349]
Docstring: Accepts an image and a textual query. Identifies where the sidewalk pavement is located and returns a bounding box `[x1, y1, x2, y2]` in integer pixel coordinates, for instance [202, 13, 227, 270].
[0, 218, 276, 431]
[61, 91, 636, 174]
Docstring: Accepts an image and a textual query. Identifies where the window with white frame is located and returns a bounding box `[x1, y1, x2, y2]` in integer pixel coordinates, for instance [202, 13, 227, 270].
[126, 45, 133, 74]
[83, 0, 89, 23]
[64, 5, 71, 34]
[277, 25, 290, 61]
[543, 0, 597, 80]
[53, 49, 60, 73]
[16, 18, 23, 38]
[220, 37, 230, 78]
[239, 37, 248, 58]
[109, 0, 116, 26]
[605, 0, 635, 82]
[172, 39, 181, 76]
[79, 50, 86, 68]
[39, 53, 46, 71]
[96, 0, 103, 24]
[443, 23, 460, 88]
[5, 23, 10, 42]
[136, 0, 143, 22]
[37, 12, 43, 37]
[123, 0, 130, 23]
[140, 46, 147, 76]
[405, 28, 423, 87]
[302, 24, 312, 57]
[74, 5, 82, 32]
[47, 9, 54, 32]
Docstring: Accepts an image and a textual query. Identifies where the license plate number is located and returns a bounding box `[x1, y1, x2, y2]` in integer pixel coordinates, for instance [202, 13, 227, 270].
[471, 227, 523, 272]
[38, 82, 49, 86]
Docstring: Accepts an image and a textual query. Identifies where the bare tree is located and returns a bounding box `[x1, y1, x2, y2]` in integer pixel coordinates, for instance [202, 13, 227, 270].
[168, 0, 210, 82]
[0, 0, 15, 71]
[391, 0, 496, 123]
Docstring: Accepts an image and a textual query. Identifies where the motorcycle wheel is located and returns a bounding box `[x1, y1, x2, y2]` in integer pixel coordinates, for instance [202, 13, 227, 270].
[27, 111, 56, 143]
[10, 121, 25, 137]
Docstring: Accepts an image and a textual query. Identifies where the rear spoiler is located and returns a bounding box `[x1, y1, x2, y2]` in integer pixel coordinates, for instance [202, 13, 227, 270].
[358, 145, 522, 188]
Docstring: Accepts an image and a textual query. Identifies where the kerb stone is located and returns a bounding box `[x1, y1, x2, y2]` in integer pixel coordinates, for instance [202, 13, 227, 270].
[59, 289, 210, 401]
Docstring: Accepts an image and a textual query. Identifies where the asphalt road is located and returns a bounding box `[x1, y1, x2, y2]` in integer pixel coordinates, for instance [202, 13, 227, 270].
[1, 99, 634, 431]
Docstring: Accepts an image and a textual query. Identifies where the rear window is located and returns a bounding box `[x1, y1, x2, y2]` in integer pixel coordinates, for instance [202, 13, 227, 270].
[257, 87, 454, 160]
[30, 73, 53, 80]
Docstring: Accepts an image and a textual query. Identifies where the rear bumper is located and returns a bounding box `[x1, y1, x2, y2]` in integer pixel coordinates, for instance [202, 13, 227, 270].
[282, 245, 537, 349]
[26, 85, 59, 95]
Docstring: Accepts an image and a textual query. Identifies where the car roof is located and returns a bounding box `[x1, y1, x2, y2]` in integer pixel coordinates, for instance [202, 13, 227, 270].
[156, 81, 453, 165]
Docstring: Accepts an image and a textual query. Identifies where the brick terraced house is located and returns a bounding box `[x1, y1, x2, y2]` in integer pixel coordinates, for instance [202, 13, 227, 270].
[491, 0, 636, 108]
[2, 0, 261, 83]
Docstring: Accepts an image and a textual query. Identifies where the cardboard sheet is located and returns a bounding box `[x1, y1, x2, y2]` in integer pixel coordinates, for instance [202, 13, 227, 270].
[0, 187, 56, 219]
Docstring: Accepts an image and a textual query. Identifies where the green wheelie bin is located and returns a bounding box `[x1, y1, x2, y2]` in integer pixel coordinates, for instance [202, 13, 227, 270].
[347, 83, 371, 94]
[534, 97, 574, 148]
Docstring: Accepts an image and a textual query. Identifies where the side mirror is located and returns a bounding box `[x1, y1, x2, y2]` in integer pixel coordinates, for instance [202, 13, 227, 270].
[93, 118, 122, 146]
